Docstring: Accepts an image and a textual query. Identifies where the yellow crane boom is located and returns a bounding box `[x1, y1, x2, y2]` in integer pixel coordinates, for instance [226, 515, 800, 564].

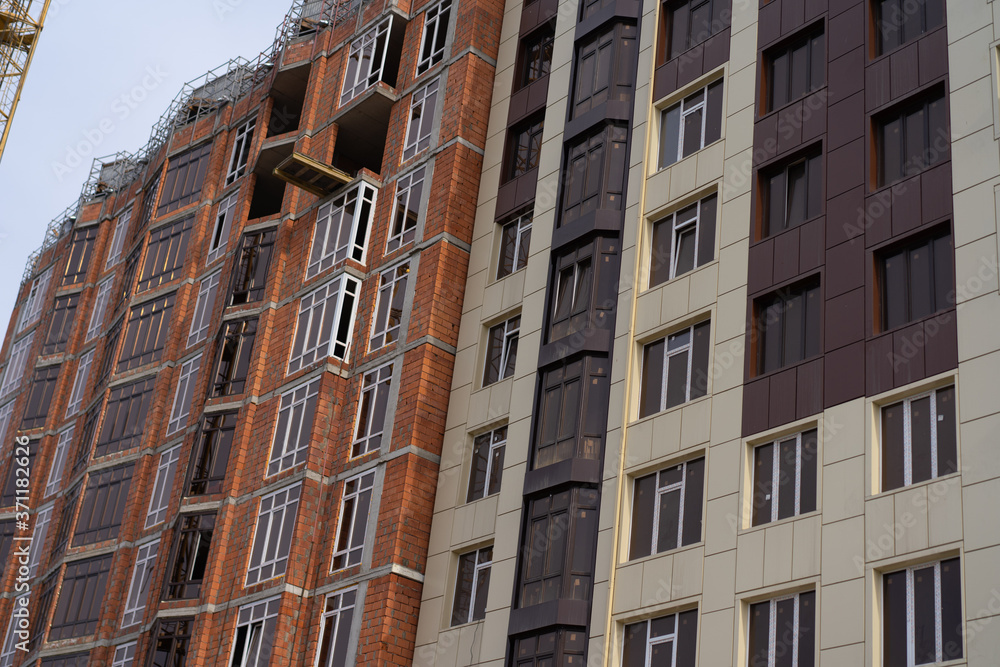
[0, 0, 50, 161]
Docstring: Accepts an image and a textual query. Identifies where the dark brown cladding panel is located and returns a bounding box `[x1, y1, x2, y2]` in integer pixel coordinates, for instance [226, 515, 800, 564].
[742, 0, 956, 437]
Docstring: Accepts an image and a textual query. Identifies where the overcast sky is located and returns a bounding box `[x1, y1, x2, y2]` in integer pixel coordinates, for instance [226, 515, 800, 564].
[0, 0, 290, 334]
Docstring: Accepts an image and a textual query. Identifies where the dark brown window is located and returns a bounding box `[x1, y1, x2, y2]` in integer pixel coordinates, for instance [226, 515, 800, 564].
[132, 172, 162, 244]
[630, 457, 704, 559]
[212, 318, 257, 397]
[0, 521, 13, 577]
[147, 617, 194, 666]
[877, 88, 947, 187]
[751, 429, 818, 526]
[875, 0, 943, 55]
[158, 143, 212, 215]
[623, 610, 698, 667]
[40, 652, 90, 667]
[95, 377, 155, 456]
[883, 558, 962, 666]
[571, 23, 637, 120]
[42, 294, 79, 355]
[451, 546, 492, 626]
[561, 125, 628, 226]
[467, 426, 506, 502]
[649, 193, 717, 287]
[497, 212, 532, 279]
[512, 630, 587, 666]
[117, 293, 175, 373]
[96, 316, 123, 385]
[755, 279, 820, 375]
[519, 487, 599, 606]
[766, 29, 824, 112]
[534, 356, 609, 468]
[48, 554, 112, 639]
[483, 316, 519, 386]
[749, 592, 815, 667]
[230, 228, 277, 305]
[62, 226, 98, 287]
[518, 23, 554, 89]
[549, 239, 618, 341]
[659, 79, 723, 168]
[73, 462, 133, 546]
[762, 150, 822, 237]
[639, 320, 710, 417]
[881, 385, 957, 492]
[22, 365, 60, 430]
[136, 216, 193, 293]
[116, 246, 142, 312]
[506, 114, 544, 181]
[188, 411, 238, 495]
[661, 0, 726, 62]
[1, 439, 35, 506]
[51, 484, 80, 558]
[165, 514, 215, 600]
[29, 573, 57, 650]
[878, 228, 953, 332]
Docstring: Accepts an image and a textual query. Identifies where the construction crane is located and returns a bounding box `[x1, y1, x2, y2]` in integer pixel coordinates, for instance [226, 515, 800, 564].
[0, 0, 50, 162]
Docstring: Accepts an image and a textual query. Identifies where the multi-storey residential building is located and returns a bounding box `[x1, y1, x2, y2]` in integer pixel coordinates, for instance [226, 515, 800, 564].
[0, 0, 503, 664]
[416, 0, 1000, 666]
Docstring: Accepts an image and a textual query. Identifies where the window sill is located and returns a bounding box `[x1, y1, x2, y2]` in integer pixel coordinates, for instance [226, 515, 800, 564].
[621, 539, 703, 567]
[871, 470, 961, 501]
[738, 509, 821, 536]
[631, 393, 712, 429]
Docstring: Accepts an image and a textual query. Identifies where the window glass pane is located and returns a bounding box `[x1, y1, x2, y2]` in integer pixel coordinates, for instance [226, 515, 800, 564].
[932, 233, 953, 313]
[786, 160, 807, 227]
[705, 80, 723, 145]
[776, 437, 797, 521]
[674, 226, 696, 277]
[681, 457, 704, 546]
[909, 240, 933, 322]
[748, 601, 770, 667]
[681, 106, 703, 158]
[640, 340, 665, 418]
[770, 51, 788, 109]
[774, 597, 795, 667]
[800, 429, 817, 514]
[630, 474, 656, 559]
[696, 194, 717, 268]
[660, 105, 680, 168]
[912, 565, 937, 663]
[665, 349, 688, 409]
[882, 401, 906, 491]
[909, 396, 933, 484]
[622, 622, 647, 667]
[798, 591, 816, 667]
[881, 117, 902, 185]
[753, 443, 774, 526]
[883, 249, 907, 330]
[940, 558, 962, 661]
[656, 488, 680, 553]
[767, 168, 786, 236]
[650, 218, 672, 287]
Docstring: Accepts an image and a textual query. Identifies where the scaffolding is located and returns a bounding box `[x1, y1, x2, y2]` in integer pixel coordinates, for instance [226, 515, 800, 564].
[0, 0, 49, 162]
[18, 0, 367, 286]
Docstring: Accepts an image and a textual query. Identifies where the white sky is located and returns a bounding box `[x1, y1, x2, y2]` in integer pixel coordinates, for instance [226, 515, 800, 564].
[0, 0, 291, 333]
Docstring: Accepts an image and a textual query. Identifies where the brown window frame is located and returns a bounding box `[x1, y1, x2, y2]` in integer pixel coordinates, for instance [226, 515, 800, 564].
[62, 226, 98, 287]
[72, 462, 133, 546]
[42, 293, 79, 356]
[48, 554, 112, 640]
[136, 216, 194, 293]
[164, 514, 215, 600]
[504, 114, 545, 182]
[517, 22, 554, 90]
[533, 356, 610, 468]
[229, 228, 277, 305]
[187, 411, 238, 496]
[157, 143, 212, 215]
[117, 292, 175, 373]
[146, 616, 195, 666]
[571, 22, 637, 120]
[94, 377, 156, 456]
[21, 365, 61, 430]
[211, 318, 258, 397]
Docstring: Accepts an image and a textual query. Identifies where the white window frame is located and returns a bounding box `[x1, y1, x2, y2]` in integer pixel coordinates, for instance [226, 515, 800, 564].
[167, 354, 202, 435]
[351, 363, 393, 458]
[659, 79, 720, 169]
[44, 426, 73, 498]
[454, 546, 492, 626]
[144, 445, 181, 528]
[86, 276, 114, 342]
[885, 560, 958, 666]
[188, 271, 222, 347]
[632, 613, 687, 667]
[26, 503, 52, 579]
[340, 17, 393, 105]
[653, 195, 714, 284]
[751, 592, 813, 667]
[16, 266, 52, 333]
[288, 275, 361, 373]
[331, 471, 375, 571]
[386, 169, 424, 253]
[644, 322, 702, 413]
[268, 378, 320, 476]
[106, 208, 132, 269]
[416, 0, 452, 74]
[0, 332, 34, 400]
[484, 316, 519, 385]
[647, 459, 698, 556]
[65, 349, 94, 417]
[368, 262, 410, 351]
[402, 78, 439, 161]
[246, 483, 301, 586]
[497, 213, 532, 279]
[467, 426, 506, 502]
[209, 195, 239, 265]
[112, 642, 137, 667]
[316, 588, 358, 667]
[230, 596, 281, 667]
[752, 430, 813, 525]
[121, 539, 160, 628]
[0, 401, 12, 445]
[307, 183, 378, 277]
[882, 387, 949, 488]
[226, 119, 256, 186]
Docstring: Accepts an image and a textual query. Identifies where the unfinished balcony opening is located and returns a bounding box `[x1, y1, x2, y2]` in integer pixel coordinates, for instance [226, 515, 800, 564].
[267, 62, 312, 137]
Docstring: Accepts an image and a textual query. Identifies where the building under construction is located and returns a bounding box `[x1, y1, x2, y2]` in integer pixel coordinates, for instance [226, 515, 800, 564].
[0, 0, 502, 663]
